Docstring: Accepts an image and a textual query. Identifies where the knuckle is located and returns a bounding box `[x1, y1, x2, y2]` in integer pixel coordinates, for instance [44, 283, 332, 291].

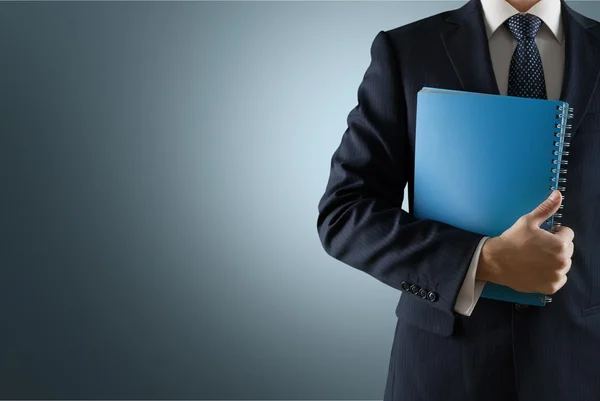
[554, 251, 570, 265]
[556, 241, 568, 254]
[544, 274, 567, 294]
[549, 280, 564, 294]
[553, 241, 573, 264]
[516, 215, 529, 227]
[562, 227, 575, 241]
[537, 202, 551, 214]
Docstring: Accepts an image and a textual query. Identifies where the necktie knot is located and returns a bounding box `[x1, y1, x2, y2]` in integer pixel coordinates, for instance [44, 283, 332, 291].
[504, 14, 543, 41]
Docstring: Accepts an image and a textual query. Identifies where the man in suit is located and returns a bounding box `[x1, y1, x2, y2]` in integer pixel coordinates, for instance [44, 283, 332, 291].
[317, 0, 600, 399]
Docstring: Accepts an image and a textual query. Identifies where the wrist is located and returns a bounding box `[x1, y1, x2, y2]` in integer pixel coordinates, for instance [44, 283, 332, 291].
[476, 237, 504, 283]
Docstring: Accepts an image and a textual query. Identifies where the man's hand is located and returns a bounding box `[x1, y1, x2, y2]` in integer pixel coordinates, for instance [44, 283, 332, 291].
[477, 190, 574, 294]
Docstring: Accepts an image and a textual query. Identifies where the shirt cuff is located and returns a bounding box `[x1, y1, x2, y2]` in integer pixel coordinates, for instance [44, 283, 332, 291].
[454, 236, 488, 316]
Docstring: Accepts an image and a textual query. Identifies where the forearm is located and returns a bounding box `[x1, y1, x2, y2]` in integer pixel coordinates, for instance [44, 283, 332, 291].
[317, 193, 484, 315]
[316, 30, 484, 315]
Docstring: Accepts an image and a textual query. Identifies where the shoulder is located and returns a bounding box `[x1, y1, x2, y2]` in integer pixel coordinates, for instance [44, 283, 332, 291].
[568, 5, 600, 29]
[382, 9, 454, 47]
[565, 5, 600, 39]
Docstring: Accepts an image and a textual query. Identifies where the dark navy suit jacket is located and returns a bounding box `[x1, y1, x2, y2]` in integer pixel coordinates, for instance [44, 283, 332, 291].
[317, 0, 600, 399]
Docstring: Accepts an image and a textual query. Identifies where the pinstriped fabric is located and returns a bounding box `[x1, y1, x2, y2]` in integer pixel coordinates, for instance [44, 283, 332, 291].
[318, 0, 600, 400]
[316, 28, 485, 318]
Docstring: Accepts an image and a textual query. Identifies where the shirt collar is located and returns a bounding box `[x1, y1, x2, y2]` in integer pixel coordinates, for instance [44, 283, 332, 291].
[479, 0, 563, 44]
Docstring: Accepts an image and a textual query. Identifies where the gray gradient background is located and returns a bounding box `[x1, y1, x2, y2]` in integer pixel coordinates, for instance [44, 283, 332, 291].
[1, 1, 599, 399]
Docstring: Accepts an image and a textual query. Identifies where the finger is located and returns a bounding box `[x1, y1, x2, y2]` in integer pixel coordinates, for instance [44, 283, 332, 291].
[558, 257, 573, 276]
[553, 225, 575, 243]
[526, 190, 563, 227]
[544, 274, 568, 295]
[564, 241, 574, 258]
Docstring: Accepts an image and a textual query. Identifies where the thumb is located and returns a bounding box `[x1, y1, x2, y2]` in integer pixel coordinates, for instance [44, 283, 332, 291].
[525, 190, 563, 226]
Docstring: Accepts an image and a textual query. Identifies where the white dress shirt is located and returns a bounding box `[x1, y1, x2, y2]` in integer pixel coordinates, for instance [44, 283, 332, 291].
[454, 0, 565, 316]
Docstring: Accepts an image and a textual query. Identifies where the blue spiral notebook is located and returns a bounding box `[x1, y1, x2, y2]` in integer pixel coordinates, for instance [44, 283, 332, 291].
[414, 87, 572, 306]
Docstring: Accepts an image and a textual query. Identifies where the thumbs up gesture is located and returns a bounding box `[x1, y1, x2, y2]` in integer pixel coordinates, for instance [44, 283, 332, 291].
[477, 190, 574, 295]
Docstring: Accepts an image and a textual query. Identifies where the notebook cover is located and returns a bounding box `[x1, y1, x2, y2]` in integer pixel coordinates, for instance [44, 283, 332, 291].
[414, 87, 569, 307]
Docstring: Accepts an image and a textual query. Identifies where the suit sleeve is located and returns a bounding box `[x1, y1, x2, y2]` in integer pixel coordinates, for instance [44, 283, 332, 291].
[316, 30, 485, 316]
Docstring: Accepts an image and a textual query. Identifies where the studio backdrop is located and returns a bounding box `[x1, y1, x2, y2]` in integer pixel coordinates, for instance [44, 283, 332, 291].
[1, 1, 599, 399]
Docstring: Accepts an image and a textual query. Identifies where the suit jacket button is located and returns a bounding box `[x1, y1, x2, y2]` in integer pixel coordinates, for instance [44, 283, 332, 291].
[418, 288, 428, 299]
[401, 281, 411, 291]
[427, 291, 438, 302]
[515, 303, 529, 311]
[410, 284, 420, 295]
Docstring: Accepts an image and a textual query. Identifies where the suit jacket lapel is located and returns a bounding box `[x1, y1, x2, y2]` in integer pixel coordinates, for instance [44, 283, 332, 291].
[441, 0, 500, 95]
[440, 0, 600, 137]
[559, 0, 600, 137]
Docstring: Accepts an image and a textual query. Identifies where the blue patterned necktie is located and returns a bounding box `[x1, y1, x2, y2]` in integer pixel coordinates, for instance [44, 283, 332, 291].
[504, 14, 547, 99]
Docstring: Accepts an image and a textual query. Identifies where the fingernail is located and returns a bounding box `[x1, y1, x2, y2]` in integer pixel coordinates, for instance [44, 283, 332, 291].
[549, 191, 560, 201]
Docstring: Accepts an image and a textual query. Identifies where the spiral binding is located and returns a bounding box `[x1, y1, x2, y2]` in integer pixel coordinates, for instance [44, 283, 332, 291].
[539, 104, 573, 304]
[550, 104, 573, 231]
